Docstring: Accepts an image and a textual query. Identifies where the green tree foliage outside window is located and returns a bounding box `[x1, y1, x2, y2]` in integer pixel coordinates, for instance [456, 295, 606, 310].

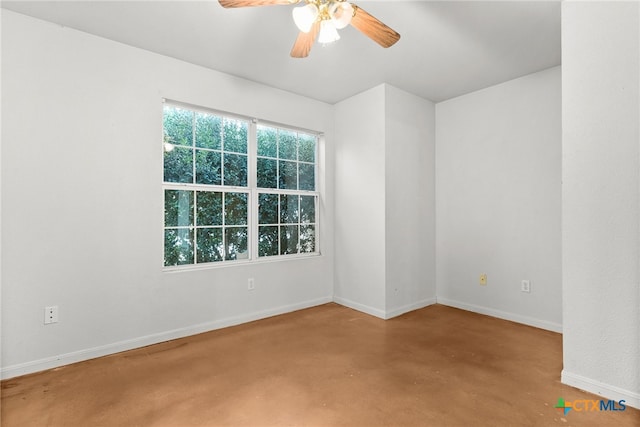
[256, 124, 317, 258]
[258, 193, 317, 257]
[164, 189, 248, 266]
[164, 105, 248, 187]
[163, 103, 318, 267]
[256, 124, 316, 191]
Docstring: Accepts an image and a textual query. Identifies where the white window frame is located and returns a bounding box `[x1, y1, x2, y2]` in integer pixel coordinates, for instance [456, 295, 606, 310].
[162, 100, 321, 271]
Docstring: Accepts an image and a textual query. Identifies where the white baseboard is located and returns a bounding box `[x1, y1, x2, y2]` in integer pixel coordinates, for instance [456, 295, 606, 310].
[562, 370, 640, 410]
[436, 297, 563, 333]
[1, 296, 333, 380]
[332, 296, 386, 319]
[385, 297, 437, 319]
[333, 296, 437, 319]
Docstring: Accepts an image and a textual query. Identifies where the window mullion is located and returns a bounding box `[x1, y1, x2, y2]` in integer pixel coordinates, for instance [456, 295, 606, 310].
[220, 119, 225, 186]
[222, 192, 226, 261]
[248, 119, 258, 260]
[193, 190, 198, 264]
[192, 114, 197, 186]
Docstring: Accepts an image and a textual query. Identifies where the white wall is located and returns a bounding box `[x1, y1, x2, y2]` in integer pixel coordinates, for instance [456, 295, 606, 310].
[334, 85, 387, 317]
[385, 85, 436, 317]
[1, 10, 334, 378]
[562, 1, 640, 408]
[435, 66, 562, 332]
[334, 84, 436, 319]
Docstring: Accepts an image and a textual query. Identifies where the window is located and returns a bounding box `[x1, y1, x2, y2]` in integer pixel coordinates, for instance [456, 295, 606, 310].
[256, 125, 317, 257]
[162, 102, 319, 268]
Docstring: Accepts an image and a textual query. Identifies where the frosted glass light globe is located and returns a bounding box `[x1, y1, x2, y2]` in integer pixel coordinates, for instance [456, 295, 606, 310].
[329, 2, 354, 29]
[318, 20, 340, 44]
[292, 3, 319, 33]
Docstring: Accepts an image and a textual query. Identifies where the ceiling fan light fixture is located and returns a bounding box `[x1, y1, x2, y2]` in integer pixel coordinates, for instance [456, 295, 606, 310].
[218, 0, 399, 57]
[292, 3, 319, 33]
[318, 19, 340, 44]
[329, 1, 353, 29]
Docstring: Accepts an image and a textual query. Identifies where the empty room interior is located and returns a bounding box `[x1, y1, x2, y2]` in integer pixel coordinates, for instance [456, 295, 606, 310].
[1, 0, 639, 426]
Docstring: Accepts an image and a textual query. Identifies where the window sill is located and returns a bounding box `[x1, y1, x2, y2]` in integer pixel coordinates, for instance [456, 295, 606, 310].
[162, 251, 323, 273]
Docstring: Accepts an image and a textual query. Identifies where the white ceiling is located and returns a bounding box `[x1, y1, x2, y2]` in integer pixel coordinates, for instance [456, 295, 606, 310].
[1, 0, 561, 104]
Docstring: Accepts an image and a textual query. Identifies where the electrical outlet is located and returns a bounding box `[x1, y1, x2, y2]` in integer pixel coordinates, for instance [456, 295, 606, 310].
[248, 278, 255, 291]
[521, 280, 531, 293]
[479, 274, 487, 285]
[44, 306, 59, 324]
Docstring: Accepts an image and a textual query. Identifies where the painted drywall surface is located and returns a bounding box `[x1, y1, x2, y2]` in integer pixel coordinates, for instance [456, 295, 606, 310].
[1, 11, 334, 375]
[384, 85, 436, 316]
[435, 66, 562, 331]
[333, 85, 386, 317]
[562, 1, 640, 406]
[334, 84, 436, 318]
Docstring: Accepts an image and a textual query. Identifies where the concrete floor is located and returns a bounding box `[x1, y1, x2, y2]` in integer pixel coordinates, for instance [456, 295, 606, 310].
[2, 303, 639, 426]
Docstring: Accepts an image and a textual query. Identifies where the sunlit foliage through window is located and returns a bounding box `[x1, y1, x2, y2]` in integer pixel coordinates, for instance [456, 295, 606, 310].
[163, 103, 318, 267]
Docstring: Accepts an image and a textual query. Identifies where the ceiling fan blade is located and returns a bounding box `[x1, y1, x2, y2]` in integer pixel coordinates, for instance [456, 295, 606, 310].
[350, 5, 400, 48]
[290, 21, 320, 58]
[219, 0, 298, 8]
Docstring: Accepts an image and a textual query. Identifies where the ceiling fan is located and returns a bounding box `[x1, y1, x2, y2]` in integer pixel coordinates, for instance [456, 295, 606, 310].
[218, 0, 401, 58]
